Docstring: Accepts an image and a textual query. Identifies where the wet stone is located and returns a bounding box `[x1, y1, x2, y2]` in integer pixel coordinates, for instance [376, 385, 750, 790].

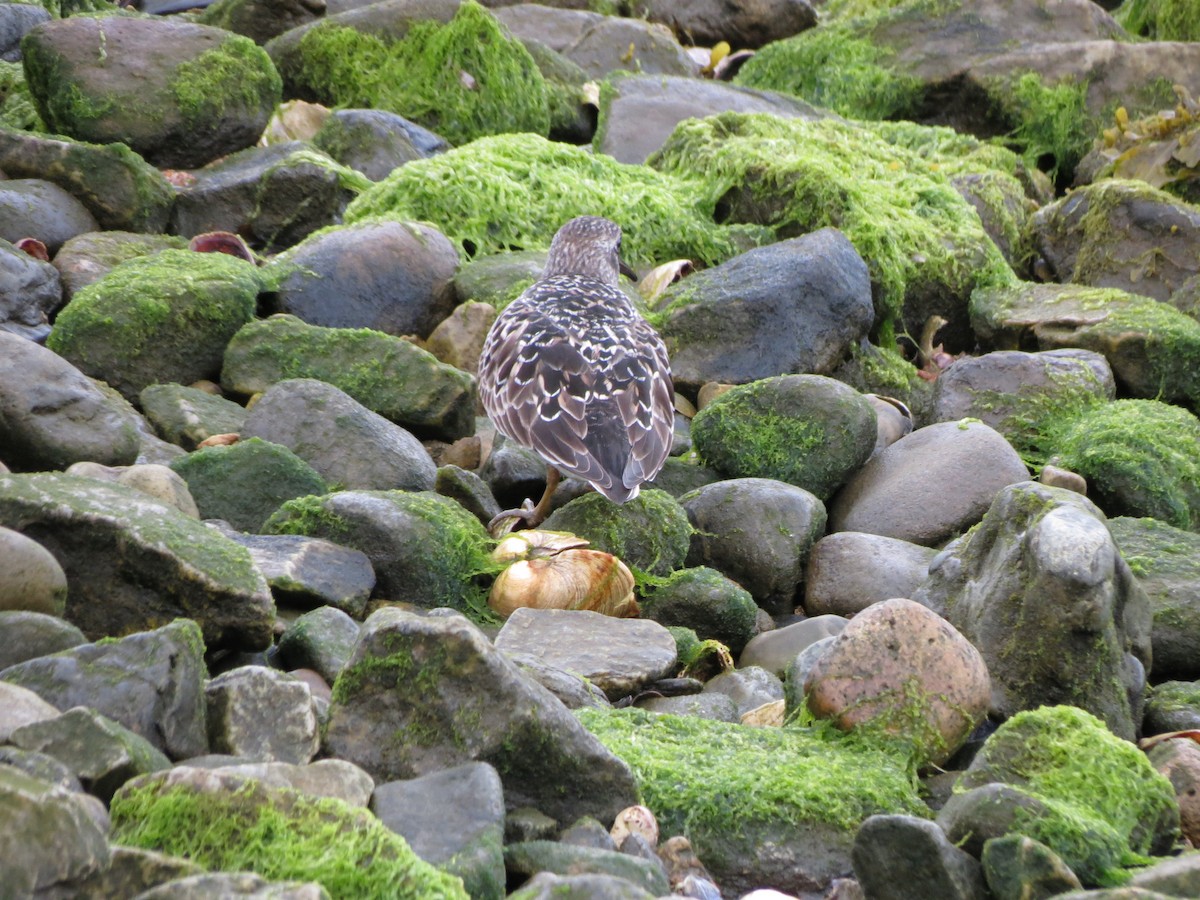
[205, 665, 319, 764]
[275, 606, 363, 685]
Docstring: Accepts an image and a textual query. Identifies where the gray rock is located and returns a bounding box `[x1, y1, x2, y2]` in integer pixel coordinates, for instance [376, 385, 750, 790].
[829, 420, 1030, 547]
[1144, 681, 1200, 735]
[0, 473, 275, 651]
[51, 232, 186, 304]
[640, 0, 816, 49]
[10, 706, 172, 802]
[562, 16, 695, 80]
[312, 108, 447, 182]
[67, 462, 200, 518]
[424, 299, 496, 375]
[1108, 516, 1200, 682]
[434, 464, 502, 527]
[0, 525, 67, 616]
[372, 762, 505, 900]
[0, 4, 50, 61]
[0, 681, 61, 743]
[0, 332, 142, 470]
[323, 607, 638, 823]
[638, 566, 759, 654]
[0, 178, 98, 255]
[506, 871, 656, 900]
[0, 237, 58, 342]
[508, 655, 612, 711]
[739, 615, 847, 676]
[479, 431, 549, 510]
[38, 845, 205, 900]
[660, 229, 873, 391]
[595, 73, 823, 165]
[784, 634, 838, 714]
[275, 606, 363, 684]
[913, 481, 1152, 739]
[681, 477, 827, 616]
[702, 666, 784, 718]
[139, 383, 249, 451]
[197, 0, 326, 45]
[853, 814, 987, 900]
[132, 872, 330, 899]
[203, 758, 374, 808]
[242, 378, 437, 492]
[0, 746, 80, 794]
[453, 248, 544, 307]
[1127, 853, 1200, 898]
[636, 691, 739, 722]
[206, 666, 319, 764]
[505, 841, 670, 896]
[0, 763, 111, 897]
[21, 16, 279, 168]
[981, 834, 1082, 900]
[0, 619, 209, 759]
[495, 608, 677, 702]
[490, 4, 602, 54]
[0, 612, 86, 674]
[222, 314, 477, 441]
[804, 532, 936, 618]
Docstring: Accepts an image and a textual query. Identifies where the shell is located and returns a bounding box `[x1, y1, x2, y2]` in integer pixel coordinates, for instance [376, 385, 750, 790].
[488, 546, 637, 618]
[491, 530, 590, 564]
[610, 805, 658, 849]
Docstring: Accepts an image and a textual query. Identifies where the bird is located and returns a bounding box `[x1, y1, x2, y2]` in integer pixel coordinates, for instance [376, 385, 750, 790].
[477, 215, 675, 534]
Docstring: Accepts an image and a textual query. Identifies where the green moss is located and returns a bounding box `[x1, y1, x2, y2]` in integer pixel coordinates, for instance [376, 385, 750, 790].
[28, 0, 120, 17]
[0, 63, 44, 131]
[110, 779, 467, 899]
[992, 73, 1094, 181]
[733, 24, 923, 121]
[648, 113, 1016, 331]
[1115, 0, 1200, 41]
[171, 36, 281, 130]
[957, 706, 1179, 885]
[293, 1, 549, 146]
[1053, 399, 1200, 531]
[343, 132, 768, 266]
[640, 567, 759, 653]
[1148, 680, 1200, 716]
[577, 707, 926, 849]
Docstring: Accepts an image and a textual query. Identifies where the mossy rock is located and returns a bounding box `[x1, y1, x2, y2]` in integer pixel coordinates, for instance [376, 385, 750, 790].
[1052, 400, 1200, 532]
[649, 112, 1015, 344]
[47, 249, 260, 403]
[220, 314, 476, 442]
[690, 375, 877, 500]
[0, 64, 44, 131]
[541, 489, 691, 578]
[170, 437, 327, 533]
[343, 132, 769, 267]
[1144, 680, 1200, 734]
[1115, 0, 1200, 41]
[139, 383, 249, 451]
[262, 489, 496, 622]
[639, 567, 758, 654]
[288, 0, 549, 146]
[950, 705, 1179, 885]
[577, 707, 927, 896]
[109, 771, 467, 899]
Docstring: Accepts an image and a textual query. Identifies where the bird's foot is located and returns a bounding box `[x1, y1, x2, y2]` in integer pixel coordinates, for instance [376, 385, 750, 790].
[487, 499, 547, 537]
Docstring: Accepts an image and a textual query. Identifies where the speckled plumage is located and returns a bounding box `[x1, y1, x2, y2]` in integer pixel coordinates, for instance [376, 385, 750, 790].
[478, 216, 674, 504]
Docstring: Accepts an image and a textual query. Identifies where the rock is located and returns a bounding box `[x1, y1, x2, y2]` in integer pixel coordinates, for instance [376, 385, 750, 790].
[495, 608, 677, 702]
[579, 706, 927, 897]
[276, 608, 360, 685]
[659, 230, 873, 391]
[434, 465, 500, 526]
[701, 666, 784, 719]
[0, 128, 176, 233]
[636, 692, 739, 723]
[371, 762, 505, 899]
[262, 489, 490, 614]
[139, 382, 249, 451]
[1052, 400, 1200, 531]
[542, 489, 691, 578]
[829, 420, 1030, 547]
[594, 73, 822, 165]
[942, 706, 1178, 885]
[170, 437, 328, 532]
[804, 532, 936, 618]
[639, 0, 817, 49]
[312, 108, 447, 182]
[0, 525, 67, 615]
[507, 656, 611, 711]
[0, 619, 208, 759]
[224, 533, 372, 617]
[425, 300, 496, 375]
[971, 281, 1200, 409]
[915, 481, 1151, 737]
[0, 4, 50, 61]
[0, 473, 275, 650]
[692, 375, 877, 500]
[505, 840, 670, 896]
[41, 845, 205, 900]
[639, 567, 759, 654]
[1108, 517, 1200, 681]
[1146, 738, 1200, 849]
[0, 681, 61, 743]
[0, 611, 85, 672]
[1144, 681, 1200, 735]
[206, 666, 319, 764]
[21, 16, 280, 168]
[9, 706, 172, 802]
[0, 236, 58, 342]
[0, 178, 98, 255]
[52, 232, 187, 303]
[47, 249, 261, 404]
[324, 607, 638, 824]
[222, 314, 477, 441]
[0, 332, 143, 471]
[0, 763, 111, 897]
[197, 0, 326, 46]
[561, 16, 694, 80]
[981, 834, 1082, 900]
[738, 615, 847, 676]
[805, 598, 990, 766]
[109, 767, 466, 897]
[1127, 852, 1200, 898]
[265, 219, 458, 337]
[131, 872, 330, 899]
[172, 142, 361, 254]
[197, 758, 374, 808]
[507, 871, 656, 900]
[241, 378, 437, 492]
[67, 461, 200, 518]
[852, 814, 987, 900]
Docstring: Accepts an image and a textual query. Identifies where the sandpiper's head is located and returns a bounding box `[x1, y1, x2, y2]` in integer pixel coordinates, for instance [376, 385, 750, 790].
[543, 215, 625, 285]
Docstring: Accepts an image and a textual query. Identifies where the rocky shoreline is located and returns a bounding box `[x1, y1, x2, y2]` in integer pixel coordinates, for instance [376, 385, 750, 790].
[3, 0, 1200, 898]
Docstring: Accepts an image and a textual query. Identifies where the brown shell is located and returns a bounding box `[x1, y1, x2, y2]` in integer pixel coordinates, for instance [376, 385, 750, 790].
[488, 547, 637, 618]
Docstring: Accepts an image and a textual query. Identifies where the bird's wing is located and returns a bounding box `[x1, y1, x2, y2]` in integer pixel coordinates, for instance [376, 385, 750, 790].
[611, 317, 674, 491]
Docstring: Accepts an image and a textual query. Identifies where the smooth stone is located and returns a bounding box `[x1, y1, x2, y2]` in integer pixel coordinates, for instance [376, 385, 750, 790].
[635, 692, 739, 722]
[853, 814, 987, 900]
[0, 178, 98, 255]
[138, 382, 249, 451]
[981, 834, 1082, 900]
[504, 840, 670, 896]
[804, 532, 936, 618]
[312, 108, 447, 181]
[0, 526, 68, 615]
[1147, 738, 1200, 850]
[0, 610, 86, 672]
[508, 655, 612, 711]
[561, 15, 695, 80]
[0, 681, 61, 743]
[66, 461, 199, 518]
[702, 666, 785, 718]
[738, 615, 848, 676]
[0, 236, 59, 342]
[205, 758, 374, 808]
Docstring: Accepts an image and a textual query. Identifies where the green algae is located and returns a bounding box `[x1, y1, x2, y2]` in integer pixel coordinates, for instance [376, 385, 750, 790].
[110, 779, 467, 899]
[343, 131, 768, 267]
[640, 567, 759, 654]
[171, 36, 281, 131]
[1115, 0, 1200, 41]
[996, 73, 1093, 181]
[648, 112, 1016, 331]
[292, 1, 549, 146]
[0, 63, 44, 131]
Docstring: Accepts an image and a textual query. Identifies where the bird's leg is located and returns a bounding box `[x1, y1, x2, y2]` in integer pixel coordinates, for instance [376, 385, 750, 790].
[487, 466, 562, 537]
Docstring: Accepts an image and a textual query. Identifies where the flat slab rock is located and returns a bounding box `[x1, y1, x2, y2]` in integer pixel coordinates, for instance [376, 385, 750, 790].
[494, 608, 677, 701]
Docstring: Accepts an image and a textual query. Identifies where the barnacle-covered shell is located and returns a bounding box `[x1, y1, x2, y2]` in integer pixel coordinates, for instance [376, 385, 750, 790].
[488, 535, 637, 618]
